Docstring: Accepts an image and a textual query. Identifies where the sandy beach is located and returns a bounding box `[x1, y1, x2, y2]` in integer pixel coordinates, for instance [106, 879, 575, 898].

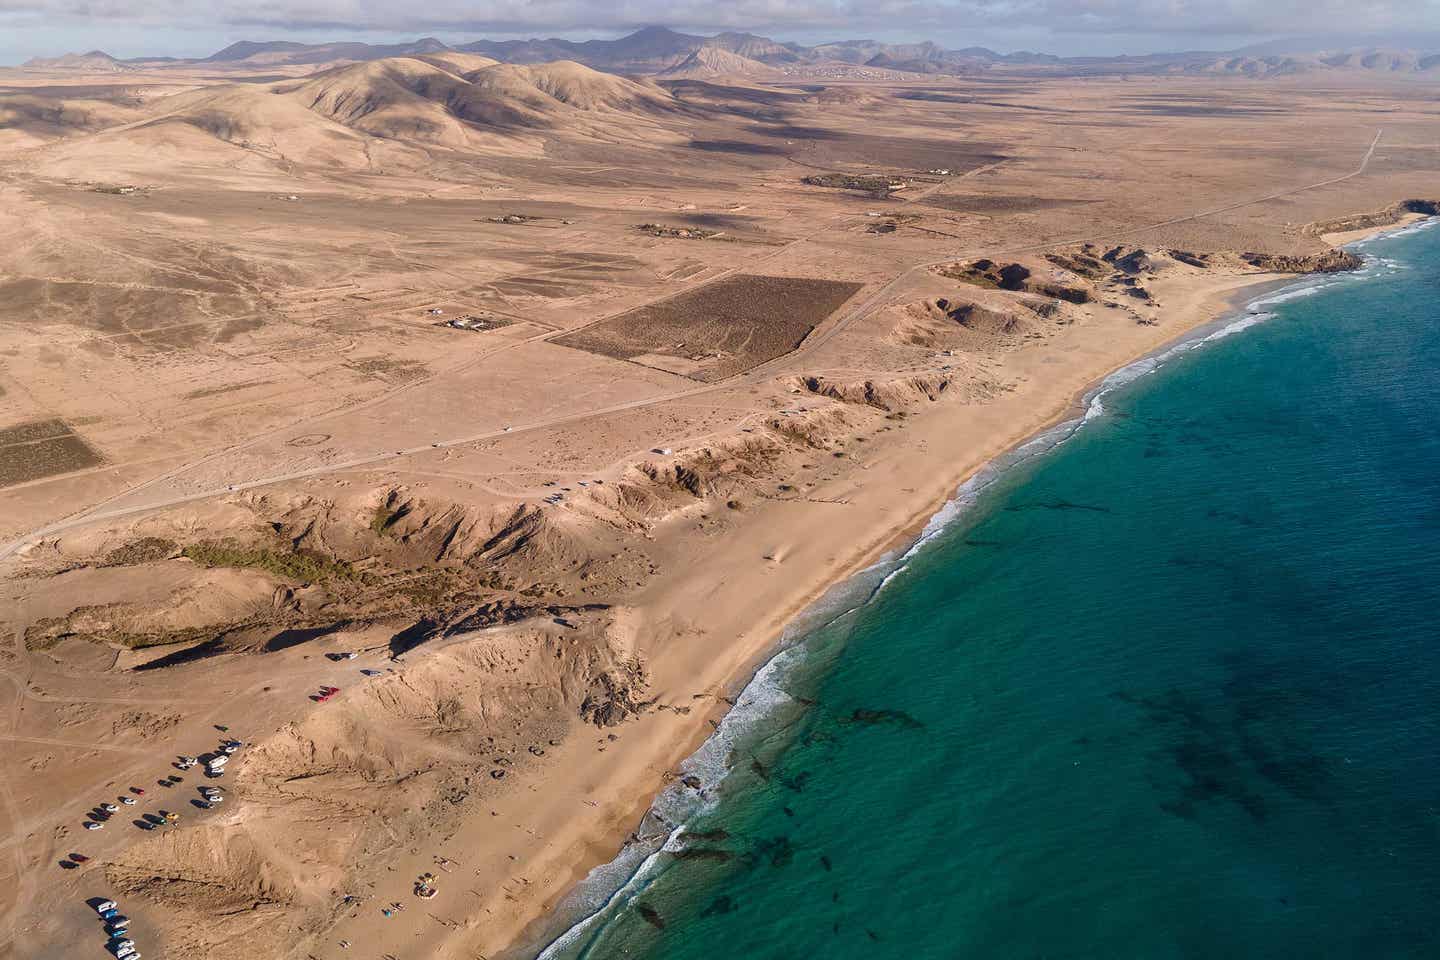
[328, 262, 1333, 960]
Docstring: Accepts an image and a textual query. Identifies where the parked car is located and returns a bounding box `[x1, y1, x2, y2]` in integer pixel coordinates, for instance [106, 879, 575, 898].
[101, 803, 119, 813]
[83, 822, 102, 831]
[94, 900, 117, 914]
[119, 796, 136, 805]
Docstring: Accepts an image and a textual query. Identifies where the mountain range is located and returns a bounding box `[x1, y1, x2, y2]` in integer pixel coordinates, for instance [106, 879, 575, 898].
[20, 26, 1440, 80]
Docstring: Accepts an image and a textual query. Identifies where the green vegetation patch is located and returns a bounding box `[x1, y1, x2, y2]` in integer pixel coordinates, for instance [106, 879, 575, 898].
[111, 626, 226, 650]
[24, 614, 226, 651]
[370, 501, 408, 536]
[399, 571, 461, 605]
[802, 173, 906, 194]
[182, 540, 358, 582]
[102, 537, 178, 567]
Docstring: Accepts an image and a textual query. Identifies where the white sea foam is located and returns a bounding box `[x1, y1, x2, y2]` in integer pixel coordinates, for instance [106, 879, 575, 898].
[1362, 216, 1440, 244]
[1083, 393, 1106, 421]
[666, 644, 805, 804]
[534, 640, 818, 960]
[1248, 282, 1331, 308]
[534, 825, 685, 960]
[1203, 312, 1270, 341]
[1351, 214, 1439, 250]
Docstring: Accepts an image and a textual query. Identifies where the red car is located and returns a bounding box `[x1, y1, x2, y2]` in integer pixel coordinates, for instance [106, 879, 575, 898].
[313, 686, 340, 702]
[130, 787, 145, 796]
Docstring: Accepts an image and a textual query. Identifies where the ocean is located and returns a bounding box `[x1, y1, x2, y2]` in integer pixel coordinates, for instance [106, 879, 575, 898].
[537, 220, 1440, 960]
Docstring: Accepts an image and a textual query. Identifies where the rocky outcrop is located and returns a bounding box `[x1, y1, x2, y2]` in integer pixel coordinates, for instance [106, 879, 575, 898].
[580, 660, 650, 726]
[1029, 280, 1092, 303]
[1303, 199, 1440, 237]
[1103, 246, 1159, 275]
[1239, 249, 1363, 273]
[1167, 249, 1211, 268]
[1045, 250, 1110, 280]
[792, 373, 952, 411]
[633, 437, 783, 502]
[940, 259, 1089, 301]
[935, 299, 1026, 335]
[996, 263, 1031, 290]
[941, 259, 1029, 290]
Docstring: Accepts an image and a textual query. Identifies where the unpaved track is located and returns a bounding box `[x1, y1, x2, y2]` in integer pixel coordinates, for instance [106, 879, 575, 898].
[0, 129, 1383, 562]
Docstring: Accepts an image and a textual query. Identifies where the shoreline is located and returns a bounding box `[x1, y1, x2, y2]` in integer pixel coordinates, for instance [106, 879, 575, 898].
[493, 217, 1434, 960]
[510, 280, 1315, 960]
[429, 266, 1359, 955]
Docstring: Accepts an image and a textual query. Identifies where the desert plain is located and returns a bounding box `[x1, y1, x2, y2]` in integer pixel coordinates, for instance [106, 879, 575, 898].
[0, 38, 1438, 960]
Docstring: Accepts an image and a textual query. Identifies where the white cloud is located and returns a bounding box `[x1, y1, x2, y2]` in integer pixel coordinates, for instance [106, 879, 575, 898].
[3, 0, 1429, 36]
[2, 0, 1438, 63]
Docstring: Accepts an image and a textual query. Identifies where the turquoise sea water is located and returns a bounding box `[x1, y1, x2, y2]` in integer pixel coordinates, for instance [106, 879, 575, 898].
[541, 221, 1440, 960]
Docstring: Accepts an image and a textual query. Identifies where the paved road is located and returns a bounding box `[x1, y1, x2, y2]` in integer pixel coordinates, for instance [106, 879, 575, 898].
[0, 129, 1383, 562]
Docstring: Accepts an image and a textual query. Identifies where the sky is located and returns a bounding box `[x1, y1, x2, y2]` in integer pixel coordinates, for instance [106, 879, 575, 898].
[3, 0, 1439, 65]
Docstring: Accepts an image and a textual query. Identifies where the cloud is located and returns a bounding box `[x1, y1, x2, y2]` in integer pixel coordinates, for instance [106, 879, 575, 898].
[5, 0, 1431, 37]
[1022, 0, 1439, 36]
[2, 0, 1437, 61]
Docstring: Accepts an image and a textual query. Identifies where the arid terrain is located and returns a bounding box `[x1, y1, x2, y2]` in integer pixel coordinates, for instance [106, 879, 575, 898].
[1, 34, 1438, 960]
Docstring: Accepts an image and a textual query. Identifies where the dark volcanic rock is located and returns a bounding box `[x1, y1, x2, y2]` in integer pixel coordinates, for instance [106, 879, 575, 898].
[1240, 250, 1362, 273]
[1168, 249, 1211, 268]
[997, 262, 1031, 290]
[580, 665, 649, 726]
